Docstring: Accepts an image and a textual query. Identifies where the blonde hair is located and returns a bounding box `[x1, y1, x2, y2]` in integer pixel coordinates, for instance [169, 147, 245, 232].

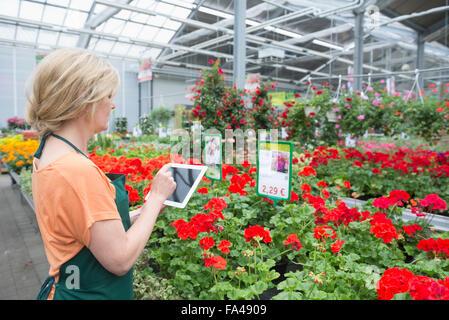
[25, 48, 120, 138]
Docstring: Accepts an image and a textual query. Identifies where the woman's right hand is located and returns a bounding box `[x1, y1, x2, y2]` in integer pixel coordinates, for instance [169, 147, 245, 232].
[146, 164, 176, 204]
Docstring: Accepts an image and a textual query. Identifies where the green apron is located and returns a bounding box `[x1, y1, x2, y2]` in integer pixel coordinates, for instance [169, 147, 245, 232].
[35, 133, 133, 300]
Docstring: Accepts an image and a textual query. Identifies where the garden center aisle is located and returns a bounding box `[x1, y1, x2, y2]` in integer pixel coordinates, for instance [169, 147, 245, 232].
[0, 173, 49, 300]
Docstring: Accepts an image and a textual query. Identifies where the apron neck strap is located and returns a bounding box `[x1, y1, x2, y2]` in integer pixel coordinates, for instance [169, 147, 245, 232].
[34, 133, 89, 159]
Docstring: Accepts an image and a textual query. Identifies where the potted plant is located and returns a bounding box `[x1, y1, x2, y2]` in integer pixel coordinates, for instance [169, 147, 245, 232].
[114, 117, 128, 135]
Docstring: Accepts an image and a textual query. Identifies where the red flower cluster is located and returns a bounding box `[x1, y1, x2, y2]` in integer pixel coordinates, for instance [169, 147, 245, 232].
[313, 225, 337, 241]
[199, 237, 215, 250]
[306, 145, 449, 179]
[331, 239, 345, 254]
[283, 234, 303, 251]
[171, 196, 228, 240]
[417, 238, 449, 259]
[228, 173, 255, 196]
[369, 212, 399, 243]
[372, 190, 411, 210]
[377, 267, 449, 300]
[125, 183, 141, 204]
[170, 213, 217, 240]
[217, 240, 231, 254]
[322, 201, 370, 226]
[204, 256, 227, 270]
[203, 197, 228, 220]
[402, 224, 422, 236]
[197, 187, 209, 194]
[243, 225, 272, 245]
[297, 166, 316, 177]
[419, 193, 447, 211]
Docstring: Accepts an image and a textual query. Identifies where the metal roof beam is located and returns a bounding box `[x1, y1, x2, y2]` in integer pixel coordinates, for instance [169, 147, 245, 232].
[77, 0, 133, 48]
[423, 17, 449, 42]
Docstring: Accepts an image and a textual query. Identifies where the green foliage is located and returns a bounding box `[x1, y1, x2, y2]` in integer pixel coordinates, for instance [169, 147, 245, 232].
[114, 117, 128, 134]
[249, 80, 278, 130]
[19, 169, 32, 196]
[150, 106, 173, 127]
[139, 114, 155, 135]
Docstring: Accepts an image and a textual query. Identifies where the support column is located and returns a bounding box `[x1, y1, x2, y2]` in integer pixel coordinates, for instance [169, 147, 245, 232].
[233, 0, 246, 90]
[417, 32, 425, 90]
[385, 47, 392, 71]
[353, 9, 364, 92]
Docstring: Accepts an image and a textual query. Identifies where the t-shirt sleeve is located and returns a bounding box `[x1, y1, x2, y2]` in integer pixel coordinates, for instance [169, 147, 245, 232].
[52, 161, 121, 247]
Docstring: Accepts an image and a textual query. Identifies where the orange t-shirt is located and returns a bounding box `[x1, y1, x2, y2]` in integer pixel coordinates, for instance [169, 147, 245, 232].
[32, 152, 121, 299]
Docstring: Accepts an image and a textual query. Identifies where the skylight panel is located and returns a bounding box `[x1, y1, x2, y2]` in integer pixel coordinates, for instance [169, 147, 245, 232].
[171, 6, 191, 19]
[155, 2, 175, 15]
[46, 0, 70, 6]
[114, 9, 131, 20]
[19, 1, 44, 22]
[0, 23, 16, 40]
[138, 25, 159, 41]
[111, 42, 131, 56]
[42, 5, 66, 25]
[127, 44, 147, 58]
[148, 15, 166, 28]
[69, 0, 94, 12]
[134, 0, 157, 10]
[64, 9, 88, 29]
[93, 4, 109, 14]
[153, 29, 175, 43]
[163, 19, 181, 31]
[58, 33, 78, 47]
[38, 30, 59, 46]
[102, 18, 125, 34]
[16, 26, 37, 43]
[0, 0, 19, 17]
[94, 39, 116, 53]
[121, 22, 143, 38]
[128, 12, 149, 24]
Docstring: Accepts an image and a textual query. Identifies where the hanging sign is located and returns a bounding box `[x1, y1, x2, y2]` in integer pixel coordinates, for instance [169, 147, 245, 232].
[35, 53, 47, 65]
[245, 74, 260, 94]
[138, 58, 152, 82]
[256, 140, 292, 202]
[204, 133, 222, 181]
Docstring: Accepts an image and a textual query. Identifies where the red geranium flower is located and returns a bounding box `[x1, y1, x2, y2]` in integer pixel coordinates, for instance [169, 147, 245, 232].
[197, 187, 209, 194]
[298, 166, 316, 177]
[331, 239, 345, 254]
[199, 237, 215, 250]
[217, 240, 231, 254]
[204, 255, 227, 270]
[244, 225, 272, 245]
[283, 234, 303, 251]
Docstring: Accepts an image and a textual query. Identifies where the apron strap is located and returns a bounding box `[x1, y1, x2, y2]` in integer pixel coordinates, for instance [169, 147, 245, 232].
[36, 276, 56, 300]
[34, 133, 89, 159]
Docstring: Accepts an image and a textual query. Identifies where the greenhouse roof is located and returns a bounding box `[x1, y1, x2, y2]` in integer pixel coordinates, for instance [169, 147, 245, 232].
[1, 0, 449, 87]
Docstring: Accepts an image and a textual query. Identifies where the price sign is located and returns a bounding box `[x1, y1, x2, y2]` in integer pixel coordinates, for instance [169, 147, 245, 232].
[256, 140, 292, 202]
[203, 133, 222, 181]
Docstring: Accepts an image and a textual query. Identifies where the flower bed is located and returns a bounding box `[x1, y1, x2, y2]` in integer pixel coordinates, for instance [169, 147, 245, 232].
[9, 133, 449, 300]
[0, 135, 39, 174]
[83, 142, 449, 300]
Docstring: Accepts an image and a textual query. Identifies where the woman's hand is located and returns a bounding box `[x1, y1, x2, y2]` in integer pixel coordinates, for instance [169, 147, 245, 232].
[143, 164, 176, 213]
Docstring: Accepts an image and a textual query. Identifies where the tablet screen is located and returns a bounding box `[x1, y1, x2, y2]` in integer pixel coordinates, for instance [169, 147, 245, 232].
[168, 167, 202, 203]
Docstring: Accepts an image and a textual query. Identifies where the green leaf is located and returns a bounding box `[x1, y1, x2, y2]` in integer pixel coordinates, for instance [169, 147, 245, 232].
[272, 291, 303, 300]
[392, 292, 412, 300]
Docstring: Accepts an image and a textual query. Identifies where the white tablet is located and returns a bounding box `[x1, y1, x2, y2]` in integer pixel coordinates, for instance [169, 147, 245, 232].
[145, 163, 208, 209]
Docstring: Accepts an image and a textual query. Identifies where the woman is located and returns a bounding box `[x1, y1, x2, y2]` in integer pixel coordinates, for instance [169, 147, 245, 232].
[25, 48, 176, 300]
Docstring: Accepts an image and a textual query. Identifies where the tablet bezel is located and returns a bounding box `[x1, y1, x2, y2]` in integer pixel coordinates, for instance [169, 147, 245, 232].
[145, 163, 208, 209]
